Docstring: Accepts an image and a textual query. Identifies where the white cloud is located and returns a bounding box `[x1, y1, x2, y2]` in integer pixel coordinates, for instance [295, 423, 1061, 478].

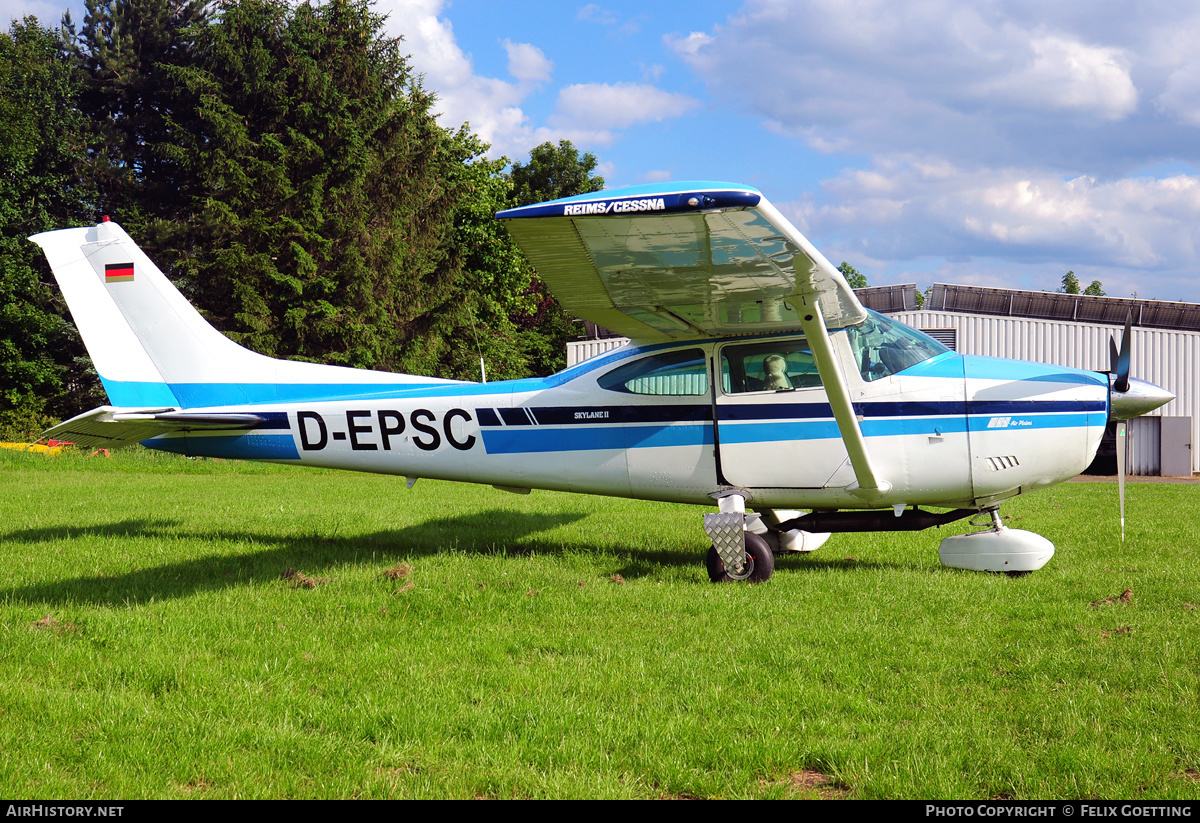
[1158, 62, 1200, 126]
[780, 157, 1200, 299]
[374, 1, 698, 162]
[577, 4, 617, 26]
[666, 1, 1167, 174]
[980, 35, 1137, 120]
[503, 39, 552, 84]
[576, 4, 644, 35]
[551, 82, 700, 130]
[374, 0, 546, 157]
[663, 31, 712, 57]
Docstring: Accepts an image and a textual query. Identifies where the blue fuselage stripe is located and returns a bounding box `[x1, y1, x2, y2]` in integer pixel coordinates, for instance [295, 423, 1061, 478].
[481, 424, 713, 454]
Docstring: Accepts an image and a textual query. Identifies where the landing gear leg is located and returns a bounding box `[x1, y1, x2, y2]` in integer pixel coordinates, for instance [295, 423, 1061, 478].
[703, 492, 775, 583]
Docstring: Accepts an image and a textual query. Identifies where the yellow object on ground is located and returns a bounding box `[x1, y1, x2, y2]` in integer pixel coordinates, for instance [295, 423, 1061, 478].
[0, 442, 65, 455]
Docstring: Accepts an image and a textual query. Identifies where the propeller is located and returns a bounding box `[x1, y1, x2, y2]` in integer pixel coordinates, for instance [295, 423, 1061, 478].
[1112, 314, 1131, 394]
[1106, 311, 1174, 540]
[1109, 314, 1131, 540]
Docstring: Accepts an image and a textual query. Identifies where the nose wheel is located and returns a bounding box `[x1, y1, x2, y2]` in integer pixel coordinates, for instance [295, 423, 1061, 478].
[706, 532, 775, 583]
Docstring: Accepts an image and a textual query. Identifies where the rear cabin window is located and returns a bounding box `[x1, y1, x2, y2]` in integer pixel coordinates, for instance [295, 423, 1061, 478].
[720, 338, 821, 394]
[598, 349, 709, 396]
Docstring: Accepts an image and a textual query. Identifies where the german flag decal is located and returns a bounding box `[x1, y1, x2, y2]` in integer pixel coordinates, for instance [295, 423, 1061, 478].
[105, 262, 134, 283]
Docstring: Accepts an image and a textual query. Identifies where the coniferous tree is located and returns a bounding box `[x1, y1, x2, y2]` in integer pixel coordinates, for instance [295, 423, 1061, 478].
[0, 18, 100, 434]
[11, 0, 613, 410]
[74, 0, 209, 229]
[107, 0, 519, 378]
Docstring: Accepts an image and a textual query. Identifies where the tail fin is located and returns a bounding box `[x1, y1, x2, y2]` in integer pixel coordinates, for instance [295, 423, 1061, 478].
[31, 220, 457, 409]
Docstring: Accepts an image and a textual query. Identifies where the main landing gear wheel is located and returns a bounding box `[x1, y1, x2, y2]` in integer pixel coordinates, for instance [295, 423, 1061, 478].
[706, 532, 775, 583]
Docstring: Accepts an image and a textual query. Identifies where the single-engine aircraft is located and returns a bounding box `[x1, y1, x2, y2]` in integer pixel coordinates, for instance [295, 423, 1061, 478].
[31, 181, 1174, 582]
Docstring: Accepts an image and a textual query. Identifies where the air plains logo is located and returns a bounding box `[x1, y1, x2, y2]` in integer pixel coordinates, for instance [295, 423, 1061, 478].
[986, 417, 1032, 428]
[563, 197, 667, 216]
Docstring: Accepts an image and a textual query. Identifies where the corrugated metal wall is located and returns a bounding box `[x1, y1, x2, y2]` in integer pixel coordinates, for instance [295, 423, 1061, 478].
[565, 311, 1198, 474]
[567, 338, 629, 367]
[897, 310, 1198, 474]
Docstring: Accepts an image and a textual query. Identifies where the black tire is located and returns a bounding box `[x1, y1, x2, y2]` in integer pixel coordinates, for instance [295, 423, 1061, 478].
[706, 532, 775, 583]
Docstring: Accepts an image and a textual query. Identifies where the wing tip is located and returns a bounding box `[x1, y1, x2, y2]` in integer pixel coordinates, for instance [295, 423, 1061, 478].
[497, 181, 762, 220]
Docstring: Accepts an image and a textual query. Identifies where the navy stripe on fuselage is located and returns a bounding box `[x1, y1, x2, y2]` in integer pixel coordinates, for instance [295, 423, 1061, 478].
[250, 411, 291, 429]
[471, 399, 1103, 427]
[719, 398, 1103, 421]
[477, 405, 711, 426]
[145, 433, 300, 460]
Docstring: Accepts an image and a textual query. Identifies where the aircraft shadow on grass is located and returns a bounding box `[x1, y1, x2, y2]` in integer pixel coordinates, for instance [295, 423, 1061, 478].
[2, 510, 894, 606]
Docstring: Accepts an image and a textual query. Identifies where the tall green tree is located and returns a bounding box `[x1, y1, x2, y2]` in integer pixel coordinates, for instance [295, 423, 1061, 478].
[510, 140, 604, 206]
[507, 140, 605, 375]
[447, 149, 539, 381]
[1059, 270, 1104, 297]
[0, 18, 100, 435]
[74, 0, 209, 229]
[124, 0, 508, 378]
[838, 261, 868, 289]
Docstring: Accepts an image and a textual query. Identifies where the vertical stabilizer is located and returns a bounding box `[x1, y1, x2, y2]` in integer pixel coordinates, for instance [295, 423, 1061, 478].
[31, 223, 183, 407]
[30, 221, 461, 409]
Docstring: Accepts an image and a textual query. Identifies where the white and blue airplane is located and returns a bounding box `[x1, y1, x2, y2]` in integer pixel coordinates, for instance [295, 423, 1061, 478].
[31, 182, 1173, 582]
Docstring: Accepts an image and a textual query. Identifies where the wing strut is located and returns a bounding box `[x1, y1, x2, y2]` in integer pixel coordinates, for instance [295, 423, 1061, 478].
[789, 283, 891, 499]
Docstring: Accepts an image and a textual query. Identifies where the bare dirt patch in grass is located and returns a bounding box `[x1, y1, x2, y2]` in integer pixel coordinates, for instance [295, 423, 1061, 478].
[761, 768, 851, 798]
[1091, 588, 1133, 607]
[382, 562, 415, 593]
[30, 615, 78, 635]
[281, 568, 327, 589]
[382, 562, 411, 581]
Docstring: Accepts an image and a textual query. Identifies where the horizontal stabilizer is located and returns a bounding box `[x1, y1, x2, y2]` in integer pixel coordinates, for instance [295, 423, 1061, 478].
[42, 406, 268, 450]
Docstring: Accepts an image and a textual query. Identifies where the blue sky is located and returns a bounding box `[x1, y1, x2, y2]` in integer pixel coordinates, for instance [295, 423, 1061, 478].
[8, 0, 1200, 304]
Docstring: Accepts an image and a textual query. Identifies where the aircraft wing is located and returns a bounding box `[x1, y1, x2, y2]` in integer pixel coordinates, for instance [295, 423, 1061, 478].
[497, 181, 867, 342]
[41, 406, 269, 449]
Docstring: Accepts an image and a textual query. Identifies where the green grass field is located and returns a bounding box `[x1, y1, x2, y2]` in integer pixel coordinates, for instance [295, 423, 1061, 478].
[1, 448, 1198, 799]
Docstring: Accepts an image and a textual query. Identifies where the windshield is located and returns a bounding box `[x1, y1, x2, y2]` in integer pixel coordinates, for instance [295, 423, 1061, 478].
[844, 310, 949, 381]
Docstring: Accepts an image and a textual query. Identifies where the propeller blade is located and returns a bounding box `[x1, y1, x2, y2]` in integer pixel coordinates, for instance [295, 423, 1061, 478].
[1109, 335, 1119, 375]
[1116, 419, 1126, 541]
[1114, 312, 1132, 394]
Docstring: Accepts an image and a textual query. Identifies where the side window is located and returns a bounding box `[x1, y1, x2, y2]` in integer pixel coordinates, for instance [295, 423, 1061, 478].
[721, 338, 821, 394]
[597, 349, 709, 396]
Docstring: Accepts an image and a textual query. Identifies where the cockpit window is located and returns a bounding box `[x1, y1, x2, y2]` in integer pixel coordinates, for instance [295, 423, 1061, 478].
[598, 348, 709, 395]
[844, 310, 949, 382]
[721, 338, 821, 394]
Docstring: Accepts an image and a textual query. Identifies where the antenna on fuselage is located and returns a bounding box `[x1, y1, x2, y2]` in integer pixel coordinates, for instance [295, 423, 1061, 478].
[466, 302, 487, 384]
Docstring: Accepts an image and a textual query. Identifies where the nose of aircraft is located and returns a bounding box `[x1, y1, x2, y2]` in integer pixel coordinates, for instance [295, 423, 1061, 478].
[1109, 376, 1175, 421]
